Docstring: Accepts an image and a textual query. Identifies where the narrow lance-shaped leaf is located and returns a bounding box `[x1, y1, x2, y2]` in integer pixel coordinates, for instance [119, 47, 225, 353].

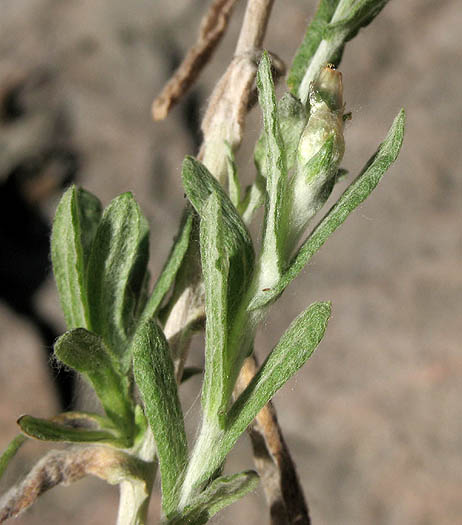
[141, 209, 193, 322]
[17, 416, 122, 446]
[254, 93, 307, 178]
[247, 93, 306, 226]
[276, 93, 307, 172]
[239, 170, 266, 226]
[167, 471, 259, 525]
[325, 0, 391, 42]
[184, 302, 331, 489]
[54, 328, 134, 440]
[77, 188, 104, 263]
[0, 435, 27, 481]
[249, 109, 405, 310]
[132, 320, 188, 517]
[256, 51, 288, 289]
[200, 193, 229, 426]
[227, 302, 330, 448]
[51, 186, 102, 329]
[225, 142, 241, 209]
[182, 156, 254, 322]
[52, 411, 118, 431]
[86, 193, 149, 367]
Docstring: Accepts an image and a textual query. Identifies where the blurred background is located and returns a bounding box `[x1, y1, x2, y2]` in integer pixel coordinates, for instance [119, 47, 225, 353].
[0, 1, 461, 523]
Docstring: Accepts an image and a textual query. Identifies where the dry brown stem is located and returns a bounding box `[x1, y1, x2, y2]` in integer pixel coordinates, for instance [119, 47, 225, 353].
[199, 0, 275, 184]
[152, 0, 239, 121]
[235, 357, 310, 525]
[0, 446, 150, 523]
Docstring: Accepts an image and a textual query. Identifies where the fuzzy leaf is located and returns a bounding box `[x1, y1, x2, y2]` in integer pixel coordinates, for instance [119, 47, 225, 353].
[325, 0, 391, 42]
[54, 329, 134, 438]
[277, 93, 308, 172]
[77, 188, 103, 263]
[52, 411, 118, 430]
[254, 93, 306, 178]
[227, 302, 330, 443]
[250, 109, 405, 310]
[295, 0, 391, 104]
[182, 156, 254, 321]
[86, 193, 149, 367]
[17, 416, 122, 446]
[132, 320, 188, 516]
[285, 135, 337, 257]
[239, 172, 266, 226]
[51, 186, 102, 329]
[141, 210, 193, 322]
[0, 435, 27, 480]
[187, 302, 331, 484]
[225, 142, 241, 208]
[288, 0, 341, 94]
[256, 52, 288, 286]
[200, 193, 229, 426]
[168, 471, 259, 525]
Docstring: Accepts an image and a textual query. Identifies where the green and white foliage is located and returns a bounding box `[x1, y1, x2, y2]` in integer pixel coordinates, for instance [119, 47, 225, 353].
[0, 1, 405, 524]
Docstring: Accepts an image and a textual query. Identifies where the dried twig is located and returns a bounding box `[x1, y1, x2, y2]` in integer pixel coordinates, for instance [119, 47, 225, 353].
[152, 0, 239, 121]
[235, 357, 310, 525]
[199, 0, 275, 184]
[0, 446, 151, 523]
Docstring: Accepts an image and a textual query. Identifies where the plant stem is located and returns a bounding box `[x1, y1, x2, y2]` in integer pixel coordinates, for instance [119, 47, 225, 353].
[116, 428, 157, 525]
[199, 0, 275, 185]
[178, 420, 224, 509]
[235, 357, 310, 525]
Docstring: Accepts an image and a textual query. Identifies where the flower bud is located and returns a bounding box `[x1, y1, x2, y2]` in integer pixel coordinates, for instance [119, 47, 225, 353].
[283, 65, 345, 255]
[298, 64, 345, 166]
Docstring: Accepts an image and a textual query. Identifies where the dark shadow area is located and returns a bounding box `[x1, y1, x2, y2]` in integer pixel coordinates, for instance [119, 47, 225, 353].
[0, 72, 80, 410]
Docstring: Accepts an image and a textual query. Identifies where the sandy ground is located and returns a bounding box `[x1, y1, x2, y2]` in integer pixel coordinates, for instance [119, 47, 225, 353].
[0, 1, 461, 524]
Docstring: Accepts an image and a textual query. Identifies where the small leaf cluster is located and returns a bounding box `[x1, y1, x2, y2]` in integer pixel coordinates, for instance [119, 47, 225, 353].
[174, 52, 404, 514]
[0, 1, 404, 522]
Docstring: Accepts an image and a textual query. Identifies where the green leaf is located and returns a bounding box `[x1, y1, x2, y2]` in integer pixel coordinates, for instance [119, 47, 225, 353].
[168, 471, 259, 525]
[54, 329, 134, 438]
[294, 0, 391, 104]
[185, 302, 331, 486]
[277, 93, 308, 172]
[229, 301, 330, 431]
[86, 193, 149, 366]
[325, 0, 391, 42]
[249, 109, 405, 310]
[182, 156, 254, 321]
[287, 136, 337, 253]
[225, 142, 241, 208]
[249, 93, 305, 226]
[239, 173, 266, 226]
[77, 188, 103, 263]
[17, 415, 122, 445]
[141, 210, 193, 322]
[256, 51, 288, 287]
[199, 193, 229, 426]
[51, 186, 102, 329]
[52, 410, 118, 430]
[288, 0, 341, 94]
[132, 320, 188, 516]
[0, 435, 27, 480]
